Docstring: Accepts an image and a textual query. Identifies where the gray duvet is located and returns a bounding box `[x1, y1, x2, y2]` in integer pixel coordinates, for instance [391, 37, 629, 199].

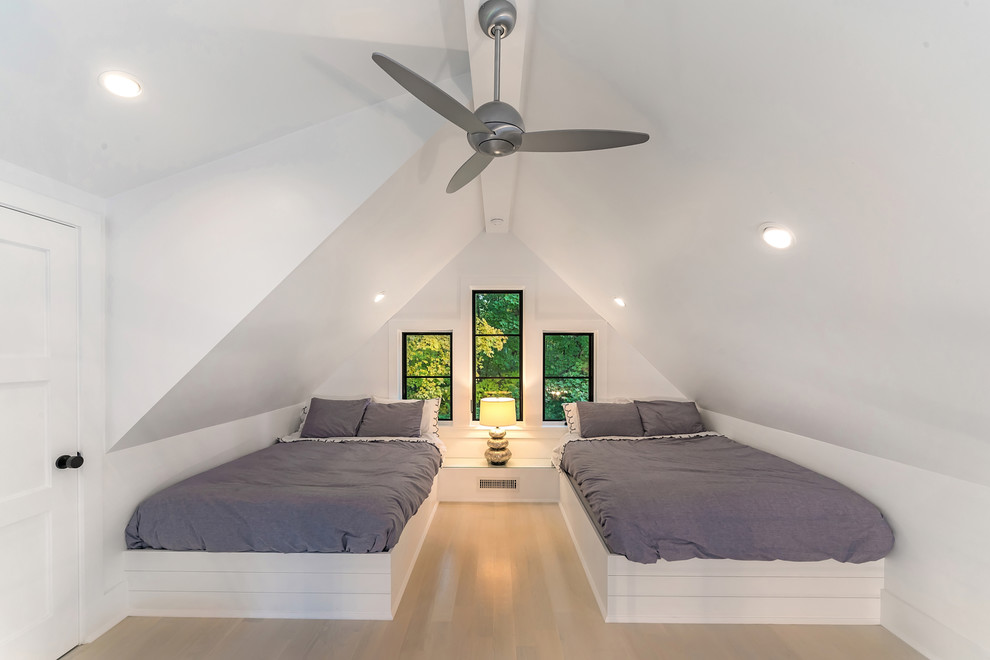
[126, 440, 441, 553]
[560, 435, 893, 564]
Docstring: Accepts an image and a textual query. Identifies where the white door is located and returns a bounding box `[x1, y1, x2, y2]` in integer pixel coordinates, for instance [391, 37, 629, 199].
[0, 205, 80, 660]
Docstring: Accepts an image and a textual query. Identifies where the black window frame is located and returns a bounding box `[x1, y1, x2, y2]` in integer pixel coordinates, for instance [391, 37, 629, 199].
[542, 332, 595, 422]
[472, 289, 523, 421]
[401, 331, 453, 421]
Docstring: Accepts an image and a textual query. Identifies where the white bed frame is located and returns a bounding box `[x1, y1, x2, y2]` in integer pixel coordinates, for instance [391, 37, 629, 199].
[124, 476, 438, 621]
[558, 472, 884, 624]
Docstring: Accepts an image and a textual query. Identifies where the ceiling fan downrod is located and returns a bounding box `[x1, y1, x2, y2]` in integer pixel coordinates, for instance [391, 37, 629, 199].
[493, 25, 501, 101]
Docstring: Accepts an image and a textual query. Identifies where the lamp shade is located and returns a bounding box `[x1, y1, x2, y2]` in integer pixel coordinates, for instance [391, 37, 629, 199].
[479, 397, 516, 427]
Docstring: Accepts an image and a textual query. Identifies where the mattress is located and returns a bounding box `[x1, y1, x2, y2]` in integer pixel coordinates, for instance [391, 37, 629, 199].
[126, 439, 442, 553]
[558, 435, 894, 564]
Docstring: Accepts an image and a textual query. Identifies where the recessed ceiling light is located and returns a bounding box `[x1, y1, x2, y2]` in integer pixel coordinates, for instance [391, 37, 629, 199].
[374, 292, 386, 303]
[761, 224, 795, 249]
[99, 71, 142, 98]
[613, 297, 626, 307]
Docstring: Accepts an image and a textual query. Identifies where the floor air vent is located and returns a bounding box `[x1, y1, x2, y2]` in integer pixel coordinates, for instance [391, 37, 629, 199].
[479, 478, 517, 490]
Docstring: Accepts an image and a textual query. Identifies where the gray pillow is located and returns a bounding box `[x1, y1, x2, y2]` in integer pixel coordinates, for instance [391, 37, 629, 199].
[576, 402, 644, 438]
[300, 397, 370, 438]
[357, 400, 425, 437]
[635, 400, 706, 436]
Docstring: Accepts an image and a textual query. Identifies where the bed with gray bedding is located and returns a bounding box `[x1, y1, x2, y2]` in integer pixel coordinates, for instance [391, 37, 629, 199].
[558, 434, 894, 564]
[126, 439, 442, 553]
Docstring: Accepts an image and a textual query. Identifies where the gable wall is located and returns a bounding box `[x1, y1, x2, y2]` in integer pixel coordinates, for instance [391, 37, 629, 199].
[315, 232, 684, 458]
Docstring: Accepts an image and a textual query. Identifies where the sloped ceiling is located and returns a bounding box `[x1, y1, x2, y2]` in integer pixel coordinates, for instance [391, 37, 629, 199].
[115, 128, 484, 449]
[511, 0, 990, 486]
[0, 0, 469, 195]
[4, 1, 988, 484]
[104, 88, 464, 446]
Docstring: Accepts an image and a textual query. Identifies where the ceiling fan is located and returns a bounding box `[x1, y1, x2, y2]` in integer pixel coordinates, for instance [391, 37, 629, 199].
[372, 0, 650, 194]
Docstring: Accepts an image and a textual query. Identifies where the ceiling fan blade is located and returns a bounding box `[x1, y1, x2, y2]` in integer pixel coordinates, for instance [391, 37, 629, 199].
[446, 152, 494, 193]
[372, 53, 492, 135]
[518, 129, 649, 153]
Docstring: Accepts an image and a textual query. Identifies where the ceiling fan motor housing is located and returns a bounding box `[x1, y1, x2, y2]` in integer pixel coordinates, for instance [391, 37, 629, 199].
[470, 101, 524, 156]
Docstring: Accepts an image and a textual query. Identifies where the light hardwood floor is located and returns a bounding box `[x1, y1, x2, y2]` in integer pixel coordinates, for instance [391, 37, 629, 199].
[66, 503, 925, 660]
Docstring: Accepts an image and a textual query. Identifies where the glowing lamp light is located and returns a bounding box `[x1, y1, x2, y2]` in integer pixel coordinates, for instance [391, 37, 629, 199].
[613, 297, 626, 307]
[374, 292, 386, 303]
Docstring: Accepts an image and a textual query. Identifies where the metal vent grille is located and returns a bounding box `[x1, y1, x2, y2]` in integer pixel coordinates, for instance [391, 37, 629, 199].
[479, 478, 517, 490]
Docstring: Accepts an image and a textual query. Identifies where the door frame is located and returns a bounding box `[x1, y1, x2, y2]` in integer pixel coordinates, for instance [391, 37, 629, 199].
[0, 179, 117, 644]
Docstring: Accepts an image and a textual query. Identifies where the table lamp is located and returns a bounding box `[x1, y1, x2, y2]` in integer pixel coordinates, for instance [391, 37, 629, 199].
[479, 397, 515, 465]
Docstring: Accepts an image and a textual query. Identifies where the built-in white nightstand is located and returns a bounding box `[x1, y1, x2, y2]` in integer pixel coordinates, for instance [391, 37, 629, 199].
[439, 457, 558, 502]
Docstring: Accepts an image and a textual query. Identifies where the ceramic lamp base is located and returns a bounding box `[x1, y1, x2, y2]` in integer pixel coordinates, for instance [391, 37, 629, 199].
[485, 447, 511, 465]
[485, 436, 511, 465]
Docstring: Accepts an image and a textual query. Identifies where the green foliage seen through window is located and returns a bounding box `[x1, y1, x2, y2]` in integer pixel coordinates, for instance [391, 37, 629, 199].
[403, 332, 452, 420]
[543, 333, 593, 421]
[473, 291, 522, 420]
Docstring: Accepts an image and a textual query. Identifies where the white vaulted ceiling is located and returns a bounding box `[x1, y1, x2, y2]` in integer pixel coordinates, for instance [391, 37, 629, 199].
[2, 0, 988, 490]
[0, 0, 470, 195]
[511, 0, 990, 487]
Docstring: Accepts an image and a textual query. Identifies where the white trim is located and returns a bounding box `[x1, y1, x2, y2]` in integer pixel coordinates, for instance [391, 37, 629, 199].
[0, 161, 103, 215]
[467, 282, 530, 292]
[881, 589, 989, 660]
[558, 472, 885, 624]
[123, 478, 438, 620]
[80, 584, 126, 644]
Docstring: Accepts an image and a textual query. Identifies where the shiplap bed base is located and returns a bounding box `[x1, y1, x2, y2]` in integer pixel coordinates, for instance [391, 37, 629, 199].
[557, 472, 884, 624]
[124, 477, 438, 621]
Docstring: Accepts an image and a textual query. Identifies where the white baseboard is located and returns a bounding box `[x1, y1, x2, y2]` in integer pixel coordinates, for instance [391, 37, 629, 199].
[82, 581, 127, 643]
[84, 613, 126, 645]
[882, 589, 989, 660]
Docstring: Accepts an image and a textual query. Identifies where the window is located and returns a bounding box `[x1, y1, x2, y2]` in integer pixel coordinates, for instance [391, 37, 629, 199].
[402, 332, 452, 421]
[543, 333, 594, 421]
[473, 290, 522, 420]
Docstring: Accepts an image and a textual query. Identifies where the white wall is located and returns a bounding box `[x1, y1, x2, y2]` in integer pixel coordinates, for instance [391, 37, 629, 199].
[105, 84, 460, 447]
[316, 232, 684, 458]
[705, 412, 990, 660]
